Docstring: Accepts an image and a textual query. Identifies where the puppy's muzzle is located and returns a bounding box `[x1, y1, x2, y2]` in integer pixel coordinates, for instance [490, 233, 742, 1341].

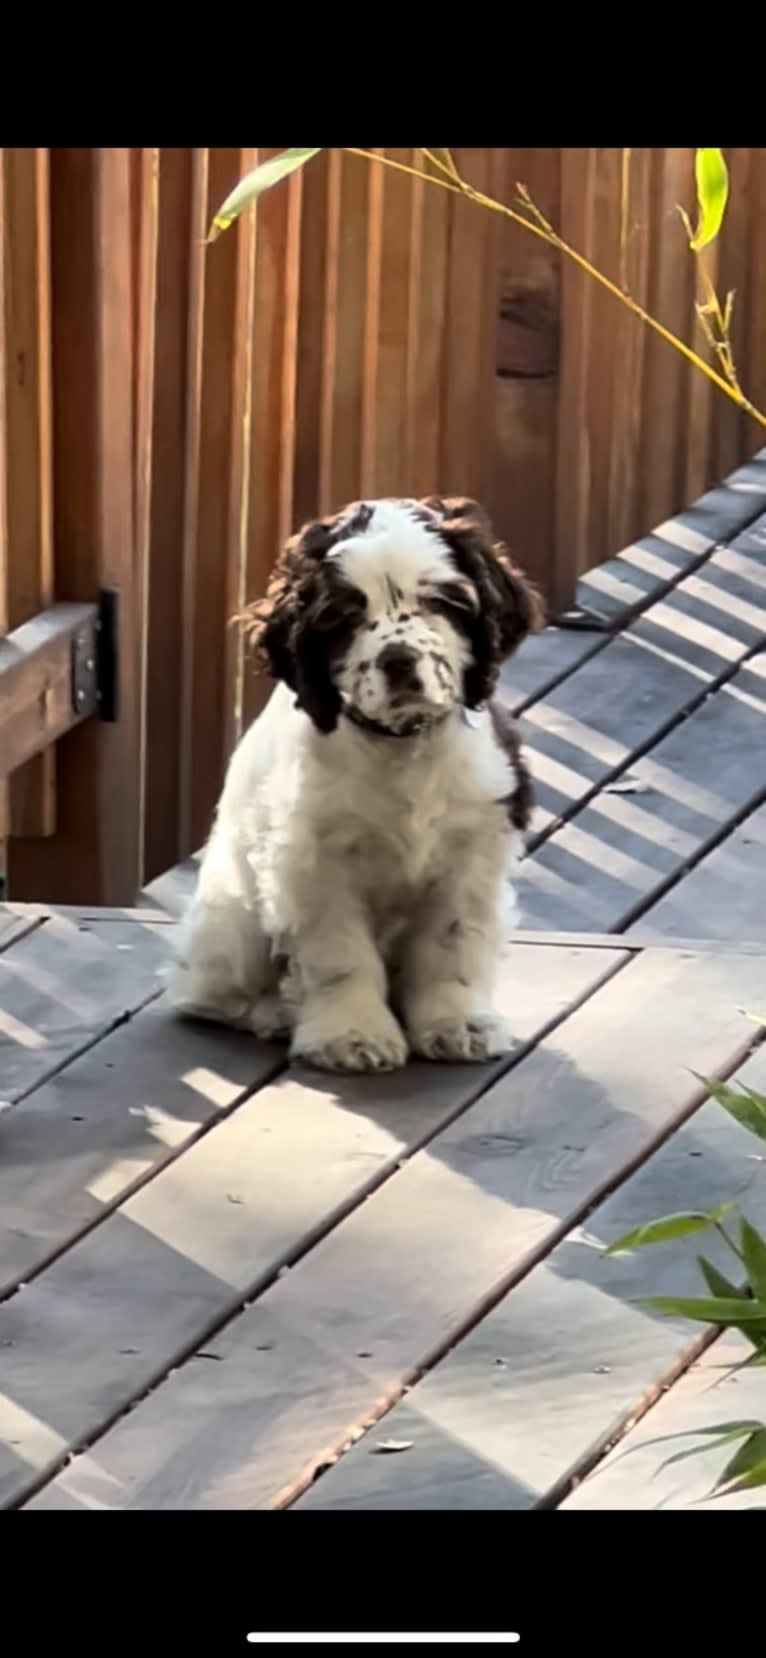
[377, 642, 422, 695]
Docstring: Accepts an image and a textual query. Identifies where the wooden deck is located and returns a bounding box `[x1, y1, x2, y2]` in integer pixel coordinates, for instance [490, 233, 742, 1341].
[2, 456, 766, 1511]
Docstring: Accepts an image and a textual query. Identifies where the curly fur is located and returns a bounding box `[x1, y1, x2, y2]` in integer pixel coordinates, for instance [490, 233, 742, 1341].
[171, 496, 542, 1074]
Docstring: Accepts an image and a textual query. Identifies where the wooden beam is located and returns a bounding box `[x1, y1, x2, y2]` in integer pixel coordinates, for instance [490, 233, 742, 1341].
[0, 602, 99, 779]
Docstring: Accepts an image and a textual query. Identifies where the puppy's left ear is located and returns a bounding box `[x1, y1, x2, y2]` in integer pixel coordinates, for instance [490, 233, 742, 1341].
[421, 496, 544, 697]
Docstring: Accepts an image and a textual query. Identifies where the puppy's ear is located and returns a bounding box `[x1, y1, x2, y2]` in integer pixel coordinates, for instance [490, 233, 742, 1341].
[420, 496, 545, 705]
[237, 512, 350, 733]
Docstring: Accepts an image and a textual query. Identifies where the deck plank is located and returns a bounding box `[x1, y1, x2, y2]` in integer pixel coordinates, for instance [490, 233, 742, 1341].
[519, 655, 766, 933]
[0, 940, 621, 1508]
[629, 801, 766, 943]
[0, 911, 172, 1107]
[0, 998, 284, 1297]
[21, 945, 764, 1512]
[562, 1329, 766, 1510]
[502, 468, 766, 711]
[522, 541, 766, 840]
[295, 1043, 766, 1509]
[0, 908, 44, 955]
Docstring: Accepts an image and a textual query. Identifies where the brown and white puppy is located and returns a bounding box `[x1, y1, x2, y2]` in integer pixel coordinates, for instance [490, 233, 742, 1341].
[169, 497, 543, 1073]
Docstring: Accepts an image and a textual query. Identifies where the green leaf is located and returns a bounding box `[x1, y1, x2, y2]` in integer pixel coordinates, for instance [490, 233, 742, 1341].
[603, 1211, 717, 1255]
[690, 148, 729, 251]
[717, 1456, 766, 1495]
[208, 149, 322, 241]
[639, 1295, 766, 1324]
[714, 1428, 766, 1495]
[697, 1257, 766, 1351]
[697, 1255, 743, 1300]
[741, 1218, 766, 1300]
[656, 1422, 764, 1475]
[702, 1077, 766, 1143]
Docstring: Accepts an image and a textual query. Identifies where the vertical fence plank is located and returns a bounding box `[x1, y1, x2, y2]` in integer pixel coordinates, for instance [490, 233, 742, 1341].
[223, 147, 258, 761]
[409, 161, 449, 498]
[7, 148, 140, 902]
[709, 146, 752, 483]
[606, 147, 652, 554]
[638, 148, 696, 530]
[492, 146, 560, 594]
[3, 148, 55, 839]
[370, 149, 417, 497]
[554, 147, 597, 610]
[178, 147, 242, 855]
[292, 150, 335, 527]
[440, 148, 499, 503]
[324, 151, 376, 511]
[141, 148, 193, 881]
[239, 154, 304, 732]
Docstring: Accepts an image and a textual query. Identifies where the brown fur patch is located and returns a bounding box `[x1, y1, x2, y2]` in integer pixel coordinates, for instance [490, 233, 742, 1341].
[420, 496, 545, 706]
[488, 696, 534, 834]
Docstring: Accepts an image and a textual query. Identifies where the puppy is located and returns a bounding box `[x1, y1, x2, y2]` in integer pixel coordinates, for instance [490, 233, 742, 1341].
[168, 496, 542, 1072]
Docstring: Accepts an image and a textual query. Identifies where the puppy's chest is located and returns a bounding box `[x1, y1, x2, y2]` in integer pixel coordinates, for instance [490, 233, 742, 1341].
[324, 771, 488, 895]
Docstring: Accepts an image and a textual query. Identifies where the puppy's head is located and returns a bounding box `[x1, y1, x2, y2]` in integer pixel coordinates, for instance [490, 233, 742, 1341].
[242, 497, 543, 734]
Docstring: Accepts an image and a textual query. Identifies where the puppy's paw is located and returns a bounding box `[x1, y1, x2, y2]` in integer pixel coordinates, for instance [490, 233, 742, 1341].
[292, 1008, 408, 1074]
[409, 1011, 515, 1064]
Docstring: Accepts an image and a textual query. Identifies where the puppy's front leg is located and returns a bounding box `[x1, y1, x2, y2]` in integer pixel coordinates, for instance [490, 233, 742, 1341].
[291, 893, 407, 1074]
[403, 836, 515, 1063]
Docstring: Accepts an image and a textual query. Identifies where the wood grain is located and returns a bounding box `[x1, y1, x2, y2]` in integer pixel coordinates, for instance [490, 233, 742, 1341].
[2, 148, 55, 839]
[0, 911, 170, 1106]
[632, 800, 766, 942]
[0, 994, 283, 1297]
[520, 654, 766, 933]
[0, 941, 623, 1508]
[6, 149, 140, 904]
[299, 1045, 766, 1509]
[21, 945, 763, 1512]
[563, 1336, 766, 1510]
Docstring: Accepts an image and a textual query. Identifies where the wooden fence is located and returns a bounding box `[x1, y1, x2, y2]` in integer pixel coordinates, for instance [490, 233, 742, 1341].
[1, 147, 765, 903]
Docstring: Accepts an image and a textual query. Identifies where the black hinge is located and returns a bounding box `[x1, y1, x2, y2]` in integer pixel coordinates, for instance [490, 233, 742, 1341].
[70, 589, 119, 724]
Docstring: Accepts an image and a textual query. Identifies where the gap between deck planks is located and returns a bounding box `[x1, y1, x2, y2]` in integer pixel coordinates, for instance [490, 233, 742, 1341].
[501, 450, 766, 712]
[561, 1329, 766, 1510]
[519, 535, 766, 848]
[17, 945, 764, 1511]
[293, 1041, 766, 1511]
[0, 939, 616, 1306]
[3, 939, 624, 1508]
[519, 653, 766, 936]
[0, 908, 173, 1109]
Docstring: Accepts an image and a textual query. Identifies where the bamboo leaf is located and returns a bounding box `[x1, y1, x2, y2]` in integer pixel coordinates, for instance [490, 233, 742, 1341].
[698, 1076, 766, 1143]
[713, 1428, 766, 1494]
[208, 149, 322, 242]
[604, 1211, 717, 1255]
[716, 1456, 766, 1495]
[656, 1423, 764, 1475]
[691, 148, 729, 251]
[697, 1255, 744, 1300]
[697, 1256, 766, 1351]
[639, 1295, 766, 1324]
[740, 1218, 766, 1301]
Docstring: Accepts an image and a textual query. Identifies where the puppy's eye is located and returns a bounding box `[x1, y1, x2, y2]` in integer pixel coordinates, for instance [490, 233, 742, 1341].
[424, 581, 477, 616]
[313, 584, 367, 632]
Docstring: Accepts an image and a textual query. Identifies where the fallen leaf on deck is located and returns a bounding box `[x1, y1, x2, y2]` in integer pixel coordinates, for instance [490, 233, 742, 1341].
[605, 776, 647, 795]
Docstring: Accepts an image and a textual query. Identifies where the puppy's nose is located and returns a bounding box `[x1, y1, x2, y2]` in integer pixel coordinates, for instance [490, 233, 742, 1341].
[378, 641, 422, 691]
